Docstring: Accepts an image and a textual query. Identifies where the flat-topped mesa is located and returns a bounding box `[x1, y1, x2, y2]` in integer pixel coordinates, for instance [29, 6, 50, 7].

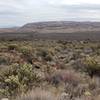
[1, 21, 100, 33]
[0, 21, 100, 41]
[18, 21, 100, 33]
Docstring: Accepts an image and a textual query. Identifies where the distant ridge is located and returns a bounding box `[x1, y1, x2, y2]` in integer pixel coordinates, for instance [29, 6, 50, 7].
[0, 21, 100, 41]
[1, 21, 100, 33]
[18, 21, 100, 33]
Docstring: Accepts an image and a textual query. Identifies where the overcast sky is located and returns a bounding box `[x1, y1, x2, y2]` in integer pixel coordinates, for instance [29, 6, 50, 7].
[0, 0, 100, 27]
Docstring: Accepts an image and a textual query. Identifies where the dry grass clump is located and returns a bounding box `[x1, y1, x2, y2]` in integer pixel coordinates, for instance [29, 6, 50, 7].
[36, 48, 53, 61]
[45, 70, 81, 86]
[16, 89, 58, 100]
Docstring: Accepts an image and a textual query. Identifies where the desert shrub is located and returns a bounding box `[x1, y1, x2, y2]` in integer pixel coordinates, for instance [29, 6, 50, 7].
[46, 70, 81, 86]
[48, 48, 55, 56]
[8, 44, 18, 51]
[64, 83, 97, 100]
[21, 54, 34, 64]
[20, 46, 34, 64]
[36, 49, 53, 61]
[20, 46, 32, 56]
[0, 56, 8, 65]
[71, 59, 86, 72]
[64, 83, 87, 99]
[0, 53, 21, 65]
[84, 56, 100, 78]
[45, 70, 86, 99]
[37, 49, 48, 57]
[57, 40, 68, 45]
[54, 46, 62, 52]
[44, 54, 52, 61]
[16, 89, 58, 100]
[0, 63, 40, 98]
[60, 70, 81, 86]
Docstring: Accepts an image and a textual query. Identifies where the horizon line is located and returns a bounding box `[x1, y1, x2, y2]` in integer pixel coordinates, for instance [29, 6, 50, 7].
[1, 20, 100, 28]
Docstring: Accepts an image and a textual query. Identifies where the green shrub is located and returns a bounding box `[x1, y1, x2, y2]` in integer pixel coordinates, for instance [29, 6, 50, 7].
[0, 56, 8, 65]
[19, 46, 34, 64]
[20, 46, 32, 56]
[0, 63, 40, 97]
[84, 56, 100, 78]
[44, 54, 52, 61]
[37, 49, 48, 57]
[8, 44, 18, 51]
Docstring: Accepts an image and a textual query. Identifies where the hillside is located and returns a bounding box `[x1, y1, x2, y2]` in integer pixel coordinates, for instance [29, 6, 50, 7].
[19, 21, 100, 33]
[0, 21, 100, 41]
[0, 27, 19, 33]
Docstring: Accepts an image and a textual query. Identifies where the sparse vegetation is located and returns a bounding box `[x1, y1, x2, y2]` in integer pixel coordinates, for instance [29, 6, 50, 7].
[8, 44, 18, 51]
[84, 56, 100, 78]
[16, 89, 58, 100]
[0, 40, 100, 100]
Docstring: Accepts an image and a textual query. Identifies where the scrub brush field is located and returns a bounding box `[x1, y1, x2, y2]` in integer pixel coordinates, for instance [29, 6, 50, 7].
[0, 40, 100, 100]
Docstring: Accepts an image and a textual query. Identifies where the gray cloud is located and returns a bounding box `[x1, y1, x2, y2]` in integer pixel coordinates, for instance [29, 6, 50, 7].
[0, 0, 100, 27]
[58, 4, 100, 11]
